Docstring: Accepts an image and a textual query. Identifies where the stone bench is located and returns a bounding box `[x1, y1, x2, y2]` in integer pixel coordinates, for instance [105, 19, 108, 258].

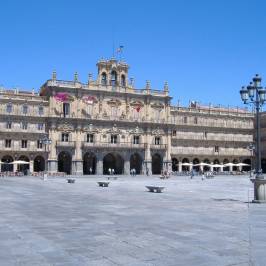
[107, 176, 118, 180]
[146, 186, 165, 193]
[98, 181, 110, 187]
[67, 178, 76, 183]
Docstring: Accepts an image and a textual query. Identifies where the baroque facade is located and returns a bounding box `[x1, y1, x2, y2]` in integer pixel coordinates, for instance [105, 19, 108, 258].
[0, 59, 254, 175]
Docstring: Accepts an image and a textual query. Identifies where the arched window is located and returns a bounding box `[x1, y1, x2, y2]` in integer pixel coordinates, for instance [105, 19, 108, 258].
[101, 72, 107, 85]
[121, 74, 126, 87]
[111, 70, 117, 86]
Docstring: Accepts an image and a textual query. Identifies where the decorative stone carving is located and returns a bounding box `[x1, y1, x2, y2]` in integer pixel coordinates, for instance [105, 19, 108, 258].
[57, 122, 74, 132]
[106, 124, 122, 134]
[83, 123, 99, 133]
[151, 102, 164, 109]
[107, 98, 122, 106]
[152, 127, 164, 136]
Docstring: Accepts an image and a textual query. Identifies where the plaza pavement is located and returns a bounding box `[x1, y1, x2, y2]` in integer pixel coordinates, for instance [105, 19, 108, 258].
[0, 174, 265, 266]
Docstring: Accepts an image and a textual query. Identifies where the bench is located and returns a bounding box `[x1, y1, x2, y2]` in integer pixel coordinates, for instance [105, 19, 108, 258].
[107, 176, 118, 180]
[98, 181, 110, 187]
[146, 186, 165, 193]
[67, 178, 76, 183]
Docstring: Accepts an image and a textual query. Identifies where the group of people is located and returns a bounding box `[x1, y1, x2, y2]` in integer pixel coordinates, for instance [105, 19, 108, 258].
[130, 168, 136, 176]
[108, 168, 115, 175]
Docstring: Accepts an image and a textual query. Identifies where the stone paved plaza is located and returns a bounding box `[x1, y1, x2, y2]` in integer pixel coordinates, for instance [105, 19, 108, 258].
[0, 175, 265, 266]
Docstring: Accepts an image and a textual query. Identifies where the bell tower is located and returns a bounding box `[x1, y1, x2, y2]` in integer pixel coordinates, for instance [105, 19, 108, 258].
[97, 58, 129, 87]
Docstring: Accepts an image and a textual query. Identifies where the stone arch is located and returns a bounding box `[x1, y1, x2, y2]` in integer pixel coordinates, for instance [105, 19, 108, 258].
[121, 74, 126, 87]
[213, 158, 220, 172]
[193, 158, 200, 172]
[17, 155, 30, 174]
[58, 151, 72, 175]
[130, 153, 142, 175]
[34, 155, 45, 172]
[223, 158, 229, 171]
[1, 155, 13, 172]
[111, 70, 117, 86]
[172, 158, 179, 172]
[182, 158, 190, 171]
[203, 158, 210, 171]
[103, 153, 124, 175]
[232, 159, 238, 171]
[261, 158, 266, 173]
[101, 72, 107, 85]
[242, 158, 251, 172]
[152, 153, 162, 174]
[83, 152, 97, 175]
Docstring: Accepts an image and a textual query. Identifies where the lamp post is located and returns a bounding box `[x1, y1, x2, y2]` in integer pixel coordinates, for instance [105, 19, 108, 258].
[240, 74, 266, 202]
[247, 143, 255, 178]
[39, 135, 52, 172]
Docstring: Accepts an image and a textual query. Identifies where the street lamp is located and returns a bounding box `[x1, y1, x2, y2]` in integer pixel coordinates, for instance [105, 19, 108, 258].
[39, 135, 52, 175]
[247, 143, 255, 178]
[39, 135, 52, 149]
[240, 74, 266, 202]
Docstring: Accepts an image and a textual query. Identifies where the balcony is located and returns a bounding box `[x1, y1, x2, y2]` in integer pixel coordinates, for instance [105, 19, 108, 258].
[150, 144, 167, 150]
[56, 141, 76, 148]
[0, 143, 45, 152]
[82, 142, 145, 149]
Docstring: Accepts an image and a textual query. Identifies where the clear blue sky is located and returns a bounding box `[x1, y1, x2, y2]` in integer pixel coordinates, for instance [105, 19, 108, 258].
[1, 0, 266, 108]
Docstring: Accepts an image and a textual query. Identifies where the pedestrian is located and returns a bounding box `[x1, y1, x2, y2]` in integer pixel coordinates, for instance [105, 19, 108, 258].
[191, 169, 194, 179]
[89, 167, 92, 175]
[133, 168, 136, 176]
[201, 173, 205, 181]
[108, 168, 111, 175]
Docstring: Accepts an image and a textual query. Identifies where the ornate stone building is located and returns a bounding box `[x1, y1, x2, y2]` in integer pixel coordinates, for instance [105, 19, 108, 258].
[0, 58, 254, 175]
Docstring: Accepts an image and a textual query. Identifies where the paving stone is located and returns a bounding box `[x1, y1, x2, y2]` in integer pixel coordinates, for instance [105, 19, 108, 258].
[0, 175, 265, 265]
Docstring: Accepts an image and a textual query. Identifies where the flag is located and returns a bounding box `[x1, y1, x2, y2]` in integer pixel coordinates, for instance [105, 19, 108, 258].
[54, 92, 74, 102]
[82, 95, 96, 105]
[117, 45, 124, 53]
[135, 105, 141, 113]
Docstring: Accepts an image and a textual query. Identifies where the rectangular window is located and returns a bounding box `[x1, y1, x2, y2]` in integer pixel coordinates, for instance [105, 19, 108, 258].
[38, 106, 44, 115]
[184, 117, 187, 124]
[5, 139, 11, 148]
[194, 117, 198, 124]
[155, 137, 161, 145]
[22, 105, 28, 114]
[61, 133, 69, 142]
[172, 130, 177, 136]
[215, 146, 219, 152]
[6, 103, 12, 113]
[63, 103, 70, 117]
[21, 140, 27, 148]
[6, 121, 12, 129]
[204, 131, 207, 139]
[87, 134, 94, 143]
[22, 122, 28, 130]
[111, 135, 118, 144]
[37, 140, 43, 149]
[37, 123, 43, 130]
[133, 135, 140, 144]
